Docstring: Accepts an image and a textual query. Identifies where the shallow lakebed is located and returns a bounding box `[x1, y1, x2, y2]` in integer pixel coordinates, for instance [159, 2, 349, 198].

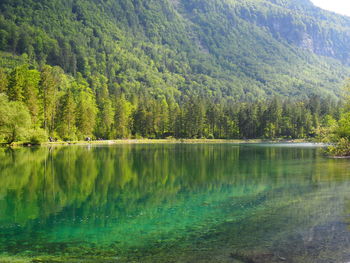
[0, 143, 350, 262]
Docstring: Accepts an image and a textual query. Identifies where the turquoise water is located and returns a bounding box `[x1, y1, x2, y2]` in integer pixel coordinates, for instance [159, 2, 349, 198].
[0, 143, 350, 262]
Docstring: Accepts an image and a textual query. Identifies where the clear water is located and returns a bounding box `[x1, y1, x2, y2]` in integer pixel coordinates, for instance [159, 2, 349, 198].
[0, 143, 350, 262]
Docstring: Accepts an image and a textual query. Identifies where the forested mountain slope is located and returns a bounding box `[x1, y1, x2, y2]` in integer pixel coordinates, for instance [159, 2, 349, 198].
[0, 0, 348, 141]
[0, 0, 349, 100]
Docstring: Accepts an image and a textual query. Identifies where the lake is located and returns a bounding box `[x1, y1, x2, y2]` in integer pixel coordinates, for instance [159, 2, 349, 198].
[0, 143, 350, 262]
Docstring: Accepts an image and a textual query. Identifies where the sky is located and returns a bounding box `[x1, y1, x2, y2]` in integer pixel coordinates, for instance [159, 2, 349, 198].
[311, 0, 350, 16]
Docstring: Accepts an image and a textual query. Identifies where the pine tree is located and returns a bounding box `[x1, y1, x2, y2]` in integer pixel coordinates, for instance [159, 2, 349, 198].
[167, 100, 180, 137]
[96, 98, 114, 139]
[40, 65, 63, 134]
[76, 84, 98, 139]
[114, 94, 133, 138]
[183, 98, 205, 138]
[133, 101, 153, 138]
[0, 68, 8, 93]
[93, 74, 114, 139]
[57, 89, 77, 140]
[152, 98, 169, 138]
[7, 65, 27, 101]
[23, 69, 41, 125]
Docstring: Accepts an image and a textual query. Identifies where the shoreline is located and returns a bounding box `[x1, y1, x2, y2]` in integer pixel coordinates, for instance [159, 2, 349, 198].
[42, 138, 314, 147]
[0, 138, 316, 148]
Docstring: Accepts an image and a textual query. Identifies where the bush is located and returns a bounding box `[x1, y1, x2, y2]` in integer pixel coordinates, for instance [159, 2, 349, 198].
[207, 134, 215, 139]
[62, 134, 78, 142]
[28, 128, 48, 145]
[327, 138, 350, 157]
[0, 94, 32, 144]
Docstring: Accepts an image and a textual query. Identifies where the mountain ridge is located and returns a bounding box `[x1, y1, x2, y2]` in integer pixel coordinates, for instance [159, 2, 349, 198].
[0, 0, 349, 100]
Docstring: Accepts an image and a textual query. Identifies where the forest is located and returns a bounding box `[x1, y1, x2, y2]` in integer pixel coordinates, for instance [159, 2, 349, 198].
[0, 0, 349, 149]
[0, 62, 346, 144]
[0, 0, 349, 99]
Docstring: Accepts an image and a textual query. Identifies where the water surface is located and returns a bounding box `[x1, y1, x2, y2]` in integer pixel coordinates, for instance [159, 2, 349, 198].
[0, 143, 350, 262]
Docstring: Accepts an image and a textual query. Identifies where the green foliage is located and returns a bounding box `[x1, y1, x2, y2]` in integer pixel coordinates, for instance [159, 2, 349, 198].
[0, 64, 341, 143]
[0, 0, 349, 102]
[57, 89, 77, 141]
[114, 94, 133, 139]
[316, 114, 338, 142]
[96, 98, 114, 139]
[0, 93, 31, 143]
[40, 65, 63, 134]
[327, 138, 350, 157]
[318, 80, 350, 156]
[335, 113, 350, 140]
[0, 67, 8, 92]
[0, 0, 348, 143]
[28, 128, 48, 145]
[75, 77, 98, 139]
[7, 64, 27, 101]
[207, 134, 215, 139]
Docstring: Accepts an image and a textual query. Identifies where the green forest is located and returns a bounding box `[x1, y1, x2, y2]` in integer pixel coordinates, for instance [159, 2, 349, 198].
[0, 63, 345, 143]
[0, 0, 350, 151]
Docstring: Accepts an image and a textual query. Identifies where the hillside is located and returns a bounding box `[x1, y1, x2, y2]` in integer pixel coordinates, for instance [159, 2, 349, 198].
[0, 0, 349, 100]
[0, 0, 347, 141]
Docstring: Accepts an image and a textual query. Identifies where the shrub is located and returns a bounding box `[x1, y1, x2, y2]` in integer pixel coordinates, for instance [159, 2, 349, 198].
[327, 138, 350, 157]
[207, 134, 215, 139]
[28, 128, 48, 145]
[0, 94, 32, 144]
